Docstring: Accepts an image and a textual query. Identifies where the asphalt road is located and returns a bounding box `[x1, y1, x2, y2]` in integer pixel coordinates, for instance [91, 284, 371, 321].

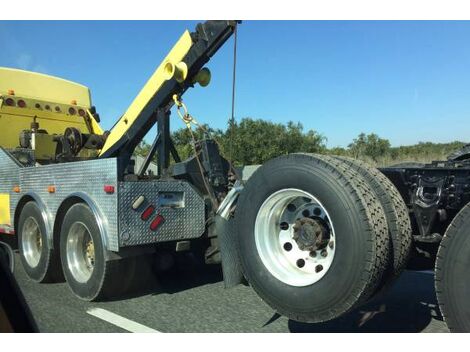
[12, 253, 448, 333]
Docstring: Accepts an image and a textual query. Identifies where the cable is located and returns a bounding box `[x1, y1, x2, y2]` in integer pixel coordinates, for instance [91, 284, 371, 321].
[229, 23, 238, 162]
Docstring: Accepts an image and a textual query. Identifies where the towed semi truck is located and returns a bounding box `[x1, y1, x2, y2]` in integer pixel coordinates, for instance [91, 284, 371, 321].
[0, 20, 469, 332]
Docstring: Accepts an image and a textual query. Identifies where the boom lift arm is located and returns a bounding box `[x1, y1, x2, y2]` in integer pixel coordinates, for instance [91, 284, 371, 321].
[98, 21, 238, 177]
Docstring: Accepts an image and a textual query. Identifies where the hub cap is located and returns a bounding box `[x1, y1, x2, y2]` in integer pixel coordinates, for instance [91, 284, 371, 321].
[66, 222, 95, 283]
[255, 188, 336, 287]
[22, 216, 43, 268]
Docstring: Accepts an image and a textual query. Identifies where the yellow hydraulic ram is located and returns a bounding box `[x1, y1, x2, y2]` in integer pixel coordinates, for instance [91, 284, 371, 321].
[99, 21, 238, 159]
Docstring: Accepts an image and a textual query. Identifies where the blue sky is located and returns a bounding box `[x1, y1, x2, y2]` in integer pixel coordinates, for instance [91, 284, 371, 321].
[1, 20, 470, 147]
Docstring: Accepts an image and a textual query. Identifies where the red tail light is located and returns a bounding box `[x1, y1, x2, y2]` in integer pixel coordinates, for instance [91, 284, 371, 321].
[150, 215, 165, 231]
[5, 98, 15, 106]
[68, 107, 76, 115]
[78, 109, 86, 117]
[141, 205, 155, 221]
[17, 100, 26, 108]
[103, 185, 115, 194]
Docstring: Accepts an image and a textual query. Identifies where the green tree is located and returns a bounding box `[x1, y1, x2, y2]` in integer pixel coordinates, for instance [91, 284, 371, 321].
[348, 133, 391, 162]
[220, 118, 326, 165]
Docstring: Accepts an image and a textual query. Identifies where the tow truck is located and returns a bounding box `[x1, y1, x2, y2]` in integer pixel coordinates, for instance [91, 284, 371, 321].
[1, 20, 469, 332]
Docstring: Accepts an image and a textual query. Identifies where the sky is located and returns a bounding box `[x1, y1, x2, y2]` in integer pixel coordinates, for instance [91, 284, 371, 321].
[1, 20, 470, 148]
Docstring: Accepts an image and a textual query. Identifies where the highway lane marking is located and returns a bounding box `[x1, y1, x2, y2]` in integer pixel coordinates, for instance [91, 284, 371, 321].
[87, 308, 160, 333]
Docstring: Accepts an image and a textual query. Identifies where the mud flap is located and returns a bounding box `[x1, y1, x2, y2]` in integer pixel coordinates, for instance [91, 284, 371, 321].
[215, 214, 244, 288]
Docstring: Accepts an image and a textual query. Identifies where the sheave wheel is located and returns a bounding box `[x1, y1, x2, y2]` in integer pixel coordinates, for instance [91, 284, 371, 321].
[60, 203, 135, 301]
[435, 202, 470, 332]
[18, 201, 62, 282]
[235, 153, 389, 323]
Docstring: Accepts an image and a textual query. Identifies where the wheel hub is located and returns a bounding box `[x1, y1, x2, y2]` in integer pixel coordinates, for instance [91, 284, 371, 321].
[293, 217, 329, 252]
[255, 188, 336, 287]
[22, 216, 43, 268]
[66, 222, 95, 283]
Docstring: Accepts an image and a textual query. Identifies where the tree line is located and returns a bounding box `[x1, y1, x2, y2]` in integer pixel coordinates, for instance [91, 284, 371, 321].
[135, 117, 466, 167]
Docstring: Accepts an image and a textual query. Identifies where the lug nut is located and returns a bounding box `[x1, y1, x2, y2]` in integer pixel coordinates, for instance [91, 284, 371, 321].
[329, 241, 334, 249]
[315, 264, 323, 273]
[321, 249, 328, 257]
[310, 251, 317, 258]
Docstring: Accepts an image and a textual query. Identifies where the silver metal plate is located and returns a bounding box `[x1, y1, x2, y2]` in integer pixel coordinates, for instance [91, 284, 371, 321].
[0, 148, 22, 225]
[118, 180, 206, 246]
[18, 158, 119, 251]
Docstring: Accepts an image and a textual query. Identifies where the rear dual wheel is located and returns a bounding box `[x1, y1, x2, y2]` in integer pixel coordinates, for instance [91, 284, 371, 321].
[333, 156, 412, 287]
[18, 201, 62, 283]
[18, 201, 135, 300]
[235, 153, 412, 323]
[60, 203, 136, 301]
[236, 154, 389, 322]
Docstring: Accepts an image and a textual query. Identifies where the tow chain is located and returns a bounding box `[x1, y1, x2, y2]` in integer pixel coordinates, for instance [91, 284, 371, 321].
[173, 94, 201, 131]
[172, 94, 219, 209]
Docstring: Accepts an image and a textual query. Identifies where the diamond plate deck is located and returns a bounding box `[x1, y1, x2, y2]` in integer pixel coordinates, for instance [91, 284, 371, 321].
[118, 180, 206, 246]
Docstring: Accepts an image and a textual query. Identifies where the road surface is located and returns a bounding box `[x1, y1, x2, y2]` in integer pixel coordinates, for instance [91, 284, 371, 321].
[13, 254, 448, 333]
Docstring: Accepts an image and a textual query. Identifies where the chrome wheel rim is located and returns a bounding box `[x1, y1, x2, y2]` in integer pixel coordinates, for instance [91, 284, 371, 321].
[255, 188, 336, 287]
[22, 216, 43, 268]
[66, 222, 95, 283]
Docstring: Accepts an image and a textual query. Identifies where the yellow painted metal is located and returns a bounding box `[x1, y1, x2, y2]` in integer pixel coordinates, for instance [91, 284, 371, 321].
[0, 194, 11, 225]
[0, 67, 91, 107]
[192, 67, 211, 87]
[0, 67, 103, 149]
[0, 106, 91, 149]
[163, 61, 188, 83]
[87, 110, 104, 135]
[99, 30, 194, 156]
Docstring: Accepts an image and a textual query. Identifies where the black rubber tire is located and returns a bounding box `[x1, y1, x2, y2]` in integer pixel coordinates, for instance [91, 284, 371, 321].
[333, 156, 412, 284]
[435, 202, 470, 332]
[18, 201, 62, 283]
[235, 153, 389, 323]
[60, 203, 135, 301]
[447, 143, 470, 161]
[0, 241, 15, 273]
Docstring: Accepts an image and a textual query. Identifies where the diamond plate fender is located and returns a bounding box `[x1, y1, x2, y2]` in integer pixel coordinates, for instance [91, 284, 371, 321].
[0, 148, 22, 225]
[16, 158, 119, 251]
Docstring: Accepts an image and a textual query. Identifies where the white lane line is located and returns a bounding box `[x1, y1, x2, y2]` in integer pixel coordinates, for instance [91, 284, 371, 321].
[87, 308, 160, 333]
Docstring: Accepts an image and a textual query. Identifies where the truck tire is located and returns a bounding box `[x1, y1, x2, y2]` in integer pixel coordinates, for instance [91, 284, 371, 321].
[333, 156, 412, 283]
[60, 203, 134, 301]
[435, 202, 470, 332]
[18, 201, 62, 282]
[235, 153, 389, 323]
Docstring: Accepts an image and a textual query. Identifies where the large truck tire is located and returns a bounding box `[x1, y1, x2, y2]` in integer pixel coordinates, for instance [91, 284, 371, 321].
[333, 156, 412, 283]
[435, 202, 470, 332]
[18, 201, 62, 282]
[235, 153, 389, 323]
[60, 203, 135, 301]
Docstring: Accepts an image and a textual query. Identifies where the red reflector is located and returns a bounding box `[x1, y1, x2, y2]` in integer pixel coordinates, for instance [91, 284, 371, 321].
[141, 205, 155, 221]
[150, 215, 165, 231]
[103, 185, 115, 194]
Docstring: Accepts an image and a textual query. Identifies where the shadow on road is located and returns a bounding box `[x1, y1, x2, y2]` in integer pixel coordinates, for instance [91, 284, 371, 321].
[287, 271, 443, 332]
[106, 253, 225, 301]
[102, 255, 443, 333]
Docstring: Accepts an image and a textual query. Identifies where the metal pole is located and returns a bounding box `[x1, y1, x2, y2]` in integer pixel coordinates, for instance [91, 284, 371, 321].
[157, 109, 171, 176]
